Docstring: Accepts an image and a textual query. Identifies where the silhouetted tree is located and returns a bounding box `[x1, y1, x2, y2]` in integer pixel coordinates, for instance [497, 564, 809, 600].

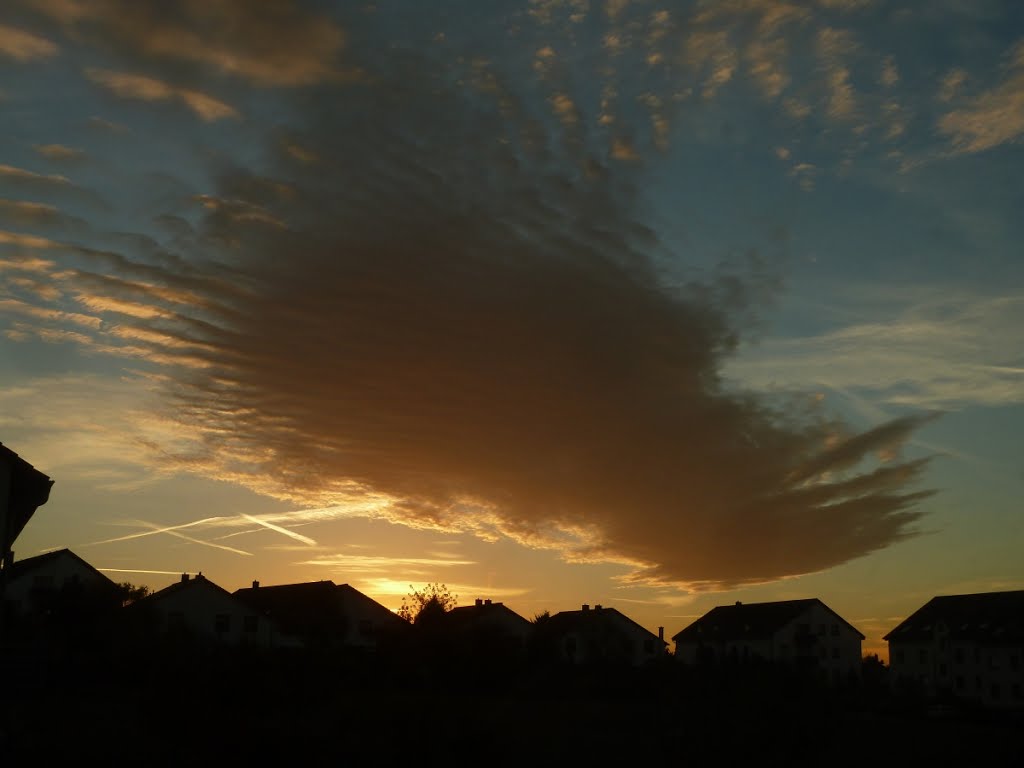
[115, 581, 150, 607]
[531, 610, 550, 624]
[397, 582, 457, 624]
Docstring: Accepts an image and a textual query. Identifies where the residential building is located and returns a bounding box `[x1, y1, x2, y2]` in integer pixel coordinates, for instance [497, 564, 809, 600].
[0, 441, 53, 572]
[443, 598, 533, 656]
[131, 573, 278, 647]
[884, 590, 1024, 708]
[672, 599, 864, 683]
[538, 604, 667, 666]
[1, 548, 120, 634]
[233, 580, 407, 650]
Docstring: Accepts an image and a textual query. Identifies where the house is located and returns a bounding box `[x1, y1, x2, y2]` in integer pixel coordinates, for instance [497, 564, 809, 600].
[130, 573, 279, 648]
[1, 548, 120, 632]
[233, 580, 407, 650]
[672, 599, 864, 683]
[538, 604, 667, 666]
[0, 441, 54, 571]
[442, 598, 533, 656]
[884, 590, 1024, 708]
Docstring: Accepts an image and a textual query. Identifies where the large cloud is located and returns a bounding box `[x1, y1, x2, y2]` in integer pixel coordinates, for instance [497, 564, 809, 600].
[0, 2, 936, 589]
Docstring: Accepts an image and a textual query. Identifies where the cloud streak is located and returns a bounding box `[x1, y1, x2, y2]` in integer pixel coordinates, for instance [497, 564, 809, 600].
[85, 68, 238, 121]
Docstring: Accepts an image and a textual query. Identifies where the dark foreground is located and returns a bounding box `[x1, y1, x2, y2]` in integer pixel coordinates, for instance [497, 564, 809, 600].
[2, 649, 1020, 766]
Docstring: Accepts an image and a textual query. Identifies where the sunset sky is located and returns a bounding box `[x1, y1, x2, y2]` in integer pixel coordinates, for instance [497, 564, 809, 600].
[2, 0, 1023, 658]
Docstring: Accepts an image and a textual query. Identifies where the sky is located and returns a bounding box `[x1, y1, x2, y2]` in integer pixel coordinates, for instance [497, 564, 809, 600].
[2, 0, 1023, 659]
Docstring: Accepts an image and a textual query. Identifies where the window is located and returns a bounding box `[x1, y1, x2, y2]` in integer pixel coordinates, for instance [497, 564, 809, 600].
[919, 648, 927, 664]
[831, 647, 839, 660]
[1012, 683, 1021, 700]
[991, 683, 1001, 701]
[954, 647, 964, 664]
[830, 624, 838, 636]
[955, 676, 964, 691]
[359, 619, 373, 636]
[243, 615, 258, 633]
[168, 611, 184, 629]
[1010, 655, 1019, 670]
[215, 614, 230, 633]
[894, 649, 904, 664]
[817, 624, 825, 636]
[939, 663, 947, 676]
[644, 638, 654, 654]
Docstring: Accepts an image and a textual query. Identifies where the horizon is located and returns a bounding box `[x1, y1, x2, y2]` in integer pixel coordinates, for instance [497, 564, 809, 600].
[3, 1, 1024, 665]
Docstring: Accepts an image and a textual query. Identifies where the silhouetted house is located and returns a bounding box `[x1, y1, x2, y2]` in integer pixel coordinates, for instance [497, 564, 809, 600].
[1, 548, 120, 633]
[539, 604, 666, 666]
[131, 573, 279, 648]
[0, 441, 54, 571]
[673, 599, 863, 682]
[884, 590, 1024, 708]
[442, 598, 533, 657]
[233, 580, 407, 651]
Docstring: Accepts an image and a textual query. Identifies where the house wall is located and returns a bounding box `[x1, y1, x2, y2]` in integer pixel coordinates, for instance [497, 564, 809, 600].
[674, 637, 773, 665]
[890, 638, 1024, 707]
[775, 603, 862, 682]
[676, 603, 862, 682]
[338, 593, 405, 648]
[4, 553, 111, 613]
[150, 582, 275, 647]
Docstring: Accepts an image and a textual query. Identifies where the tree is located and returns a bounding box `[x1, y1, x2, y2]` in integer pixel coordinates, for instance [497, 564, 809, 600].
[115, 581, 150, 607]
[397, 582, 457, 625]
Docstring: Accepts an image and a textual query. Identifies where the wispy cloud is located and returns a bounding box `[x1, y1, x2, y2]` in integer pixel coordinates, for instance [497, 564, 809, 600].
[298, 554, 477, 572]
[939, 42, 1024, 154]
[728, 289, 1024, 408]
[22, 0, 348, 87]
[34, 144, 86, 163]
[85, 68, 238, 121]
[0, 24, 58, 61]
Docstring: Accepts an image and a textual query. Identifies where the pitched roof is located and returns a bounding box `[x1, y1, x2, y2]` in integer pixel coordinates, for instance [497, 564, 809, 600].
[671, 598, 864, 643]
[445, 600, 532, 630]
[883, 590, 1024, 644]
[233, 580, 344, 638]
[233, 580, 405, 640]
[0, 441, 54, 546]
[137, 573, 234, 605]
[546, 605, 665, 644]
[5, 547, 116, 588]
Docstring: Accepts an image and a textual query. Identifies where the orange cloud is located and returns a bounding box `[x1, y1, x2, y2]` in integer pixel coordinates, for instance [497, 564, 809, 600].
[84, 69, 238, 121]
[0, 24, 58, 61]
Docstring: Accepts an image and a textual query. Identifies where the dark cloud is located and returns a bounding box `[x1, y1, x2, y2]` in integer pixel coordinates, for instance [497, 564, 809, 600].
[0, 3, 937, 589]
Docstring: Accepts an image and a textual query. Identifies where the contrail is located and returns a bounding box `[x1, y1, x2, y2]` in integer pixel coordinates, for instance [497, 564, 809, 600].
[160, 526, 252, 556]
[85, 516, 235, 546]
[240, 513, 318, 546]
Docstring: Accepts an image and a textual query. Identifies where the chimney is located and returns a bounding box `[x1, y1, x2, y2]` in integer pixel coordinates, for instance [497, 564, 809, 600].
[735, 601, 742, 606]
[658, 626, 665, 642]
[252, 580, 260, 589]
[595, 604, 603, 612]
[180, 573, 190, 583]
[484, 599, 492, 606]
[581, 604, 590, 612]
[475, 598, 483, 607]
